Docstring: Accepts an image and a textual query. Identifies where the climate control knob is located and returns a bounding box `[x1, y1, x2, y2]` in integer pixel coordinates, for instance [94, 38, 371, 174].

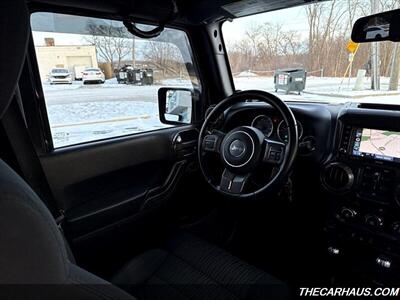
[340, 207, 358, 220]
[365, 215, 383, 228]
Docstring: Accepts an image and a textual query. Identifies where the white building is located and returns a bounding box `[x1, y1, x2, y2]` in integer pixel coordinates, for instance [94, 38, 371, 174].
[35, 45, 98, 80]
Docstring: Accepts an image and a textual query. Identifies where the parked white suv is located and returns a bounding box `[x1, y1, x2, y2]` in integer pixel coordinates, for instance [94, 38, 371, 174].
[82, 68, 105, 84]
[49, 68, 72, 84]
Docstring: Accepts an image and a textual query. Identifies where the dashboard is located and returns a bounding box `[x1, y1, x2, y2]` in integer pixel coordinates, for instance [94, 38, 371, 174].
[250, 114, 303, 143]
[322, 104, 400, 281]
[222, 101, 334, 161]
[221, 100, 400, 282]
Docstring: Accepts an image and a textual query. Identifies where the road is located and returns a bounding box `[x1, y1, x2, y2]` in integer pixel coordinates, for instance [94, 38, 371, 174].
[44, 82, 161, 105]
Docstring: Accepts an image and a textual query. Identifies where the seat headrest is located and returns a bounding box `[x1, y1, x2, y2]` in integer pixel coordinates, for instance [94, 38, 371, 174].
[0, 0, 30, 118]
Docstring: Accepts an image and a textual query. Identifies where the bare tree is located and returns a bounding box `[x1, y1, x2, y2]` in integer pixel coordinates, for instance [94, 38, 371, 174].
[382, 0, 400, 89]
[225, 0, 400, 79]
[226, 21, 306, 73]
[142, 41, 183, 77]
[244, 23, 264, 70]
[85, 21, 132, 69]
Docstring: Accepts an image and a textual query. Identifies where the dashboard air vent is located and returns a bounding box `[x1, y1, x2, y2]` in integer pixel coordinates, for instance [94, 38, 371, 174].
[322, 162, 354, 193]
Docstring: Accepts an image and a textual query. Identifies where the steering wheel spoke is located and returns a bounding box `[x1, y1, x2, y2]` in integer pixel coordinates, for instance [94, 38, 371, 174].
[202, 130, 225, 153]
[263, 138, 286, 165]
[219, 169, 250, 194]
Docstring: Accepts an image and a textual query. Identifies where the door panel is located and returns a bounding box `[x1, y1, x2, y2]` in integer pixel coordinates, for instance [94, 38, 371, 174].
[38, 125, 199, 276]
[39, 125, 198, 241]
[41, 128, 175, 208]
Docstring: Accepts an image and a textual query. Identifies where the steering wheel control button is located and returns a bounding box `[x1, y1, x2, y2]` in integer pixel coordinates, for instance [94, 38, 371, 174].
[264, 140, 285, 164]
[229, 140, 246, 158]
[204, 137, 216, 150]
[203, 134, 221, 152]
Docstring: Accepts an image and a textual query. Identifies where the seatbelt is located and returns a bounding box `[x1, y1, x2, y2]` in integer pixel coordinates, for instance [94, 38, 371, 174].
[1, 89, 64, 223]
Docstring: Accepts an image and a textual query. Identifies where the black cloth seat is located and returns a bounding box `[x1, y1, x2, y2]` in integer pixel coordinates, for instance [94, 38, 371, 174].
[0, 156, 289, 300]
[112, 233, 289, 300]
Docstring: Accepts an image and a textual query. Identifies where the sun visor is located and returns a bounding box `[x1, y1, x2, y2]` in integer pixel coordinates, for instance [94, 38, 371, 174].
[221, 0, 327, 18]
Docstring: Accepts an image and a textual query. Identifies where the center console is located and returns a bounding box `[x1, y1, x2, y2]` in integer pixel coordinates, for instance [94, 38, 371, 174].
[321, 107, 400, 284]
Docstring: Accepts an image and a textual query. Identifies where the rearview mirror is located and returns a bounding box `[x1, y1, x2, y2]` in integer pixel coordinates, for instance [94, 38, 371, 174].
[158, 88, 193, 125]
[352, 9, 400, 43]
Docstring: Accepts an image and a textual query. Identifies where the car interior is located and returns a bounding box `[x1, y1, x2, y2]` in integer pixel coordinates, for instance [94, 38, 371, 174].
[1, 0, 400, 299]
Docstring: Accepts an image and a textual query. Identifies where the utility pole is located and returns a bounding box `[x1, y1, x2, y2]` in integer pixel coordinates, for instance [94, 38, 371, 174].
[132, 36, 136, 68]
[348, 53, 354, 88]
[371, 0, 380, 90]
[389, 1, 400, 91]
[389, 44, 400, 91]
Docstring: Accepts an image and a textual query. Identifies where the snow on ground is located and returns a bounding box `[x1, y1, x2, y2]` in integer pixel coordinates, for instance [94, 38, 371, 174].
[234, 76, 400, 103]
[51, 114, 170, 148]
[236, 71, 258, 77]
[47, 101, 160, 125]
[161, 78, 193, 86]
[43, 79, 192, 148]
[42, 76, 400, 148]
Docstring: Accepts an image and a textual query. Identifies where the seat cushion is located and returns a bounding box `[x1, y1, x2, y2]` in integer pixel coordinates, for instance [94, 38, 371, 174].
[112, 234, 289, 300]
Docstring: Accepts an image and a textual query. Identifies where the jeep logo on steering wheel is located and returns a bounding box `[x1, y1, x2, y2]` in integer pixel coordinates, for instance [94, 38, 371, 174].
[229, 140, 246, 157]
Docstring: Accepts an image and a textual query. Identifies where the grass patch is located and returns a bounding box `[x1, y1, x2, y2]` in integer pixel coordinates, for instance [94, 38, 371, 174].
[382, 131, 399, 136]
[361, 136, 370, 141]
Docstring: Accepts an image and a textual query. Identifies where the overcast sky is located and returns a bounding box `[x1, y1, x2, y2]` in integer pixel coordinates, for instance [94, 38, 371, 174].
[222, 5, 310, 43]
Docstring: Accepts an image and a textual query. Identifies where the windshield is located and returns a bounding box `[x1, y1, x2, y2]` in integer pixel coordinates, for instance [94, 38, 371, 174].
[222, 0, 400, 105]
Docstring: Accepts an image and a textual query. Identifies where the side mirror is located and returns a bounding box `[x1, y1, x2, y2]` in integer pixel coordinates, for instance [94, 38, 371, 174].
[352, 9, 400, 43]
[158, 88, 193, 125]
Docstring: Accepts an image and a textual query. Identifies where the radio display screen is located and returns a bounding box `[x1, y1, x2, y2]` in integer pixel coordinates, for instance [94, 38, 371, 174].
[352, 128, 400, 162]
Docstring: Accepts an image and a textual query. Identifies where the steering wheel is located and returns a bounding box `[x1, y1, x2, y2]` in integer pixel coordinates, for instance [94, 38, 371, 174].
[198, 90, 298, 199]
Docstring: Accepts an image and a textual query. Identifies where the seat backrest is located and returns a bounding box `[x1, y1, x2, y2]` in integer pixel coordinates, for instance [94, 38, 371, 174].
[0, 0, 71, 284]
[0, 159, 71, 283]
[0, 159, 136, 299]
[0, 1, 135, 299]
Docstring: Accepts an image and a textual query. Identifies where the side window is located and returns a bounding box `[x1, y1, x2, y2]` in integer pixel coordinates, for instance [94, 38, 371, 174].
[30, 13, 200, 148]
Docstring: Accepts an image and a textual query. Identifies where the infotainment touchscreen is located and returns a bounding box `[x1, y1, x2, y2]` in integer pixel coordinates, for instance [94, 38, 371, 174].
[352, 128, 400, 162]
